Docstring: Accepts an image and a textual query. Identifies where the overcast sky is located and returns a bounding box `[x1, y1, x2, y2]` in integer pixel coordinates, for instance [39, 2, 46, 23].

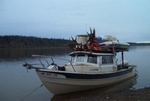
[0, 0, 150, 42]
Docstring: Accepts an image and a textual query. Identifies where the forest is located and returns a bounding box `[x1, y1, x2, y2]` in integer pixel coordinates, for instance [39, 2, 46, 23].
[0, 35, 71, 48]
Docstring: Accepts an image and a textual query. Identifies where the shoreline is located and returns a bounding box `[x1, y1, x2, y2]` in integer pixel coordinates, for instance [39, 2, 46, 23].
[51, 87, 150, 101]
[96, 87, 150, 101]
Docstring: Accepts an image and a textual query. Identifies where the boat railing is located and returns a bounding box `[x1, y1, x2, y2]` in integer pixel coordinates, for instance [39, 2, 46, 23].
[23, 55, 76, 72]
[50, 57, 76, 72]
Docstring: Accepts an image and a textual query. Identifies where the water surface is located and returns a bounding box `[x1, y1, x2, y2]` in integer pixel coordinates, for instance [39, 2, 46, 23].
[0, 46, 150, 101]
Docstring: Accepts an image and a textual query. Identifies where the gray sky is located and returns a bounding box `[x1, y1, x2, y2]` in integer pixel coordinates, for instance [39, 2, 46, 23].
[0, 0, 150, 42]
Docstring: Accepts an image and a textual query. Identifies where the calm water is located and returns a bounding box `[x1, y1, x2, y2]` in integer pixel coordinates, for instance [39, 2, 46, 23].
[0, 46, 150, 101]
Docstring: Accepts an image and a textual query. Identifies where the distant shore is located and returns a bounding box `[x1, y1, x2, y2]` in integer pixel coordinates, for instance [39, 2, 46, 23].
[128, 42, 150, 46]
[0, 46, 69, 49]
[0, 35, 71, 48]
[1, 35, 150, 49]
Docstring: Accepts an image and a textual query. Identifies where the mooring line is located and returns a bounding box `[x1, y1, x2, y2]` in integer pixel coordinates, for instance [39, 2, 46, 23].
[20, 84, 44, 101]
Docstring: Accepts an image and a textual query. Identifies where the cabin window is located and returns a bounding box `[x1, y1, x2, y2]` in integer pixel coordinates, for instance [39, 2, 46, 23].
[87, 55, 97, 64]
[100, 55, 113, 64]
[76, 55, 85, 62]
[71, 56, 75, 62]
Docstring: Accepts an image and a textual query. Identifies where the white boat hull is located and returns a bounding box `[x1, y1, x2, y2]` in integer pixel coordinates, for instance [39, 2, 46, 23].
[103, 41, 130, 51]
[36, 66, 136, 95]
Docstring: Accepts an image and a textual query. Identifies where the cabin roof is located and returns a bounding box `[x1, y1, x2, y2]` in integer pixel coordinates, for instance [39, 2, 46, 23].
[70, 51, 114, 56]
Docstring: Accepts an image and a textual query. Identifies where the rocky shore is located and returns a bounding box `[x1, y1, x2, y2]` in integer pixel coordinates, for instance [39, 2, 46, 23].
[51, 87, 150, 101]
[95, 87, 150, 101]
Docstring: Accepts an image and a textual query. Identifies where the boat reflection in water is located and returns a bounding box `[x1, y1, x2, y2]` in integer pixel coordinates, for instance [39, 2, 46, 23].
[51, 76, 137, 101]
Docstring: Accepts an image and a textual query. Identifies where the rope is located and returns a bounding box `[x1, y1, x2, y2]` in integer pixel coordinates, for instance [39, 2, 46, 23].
[20, 84, 43, 101]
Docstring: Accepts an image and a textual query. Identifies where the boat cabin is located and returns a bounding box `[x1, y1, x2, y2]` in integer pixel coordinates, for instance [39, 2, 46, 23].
[65, 51, 118, 73]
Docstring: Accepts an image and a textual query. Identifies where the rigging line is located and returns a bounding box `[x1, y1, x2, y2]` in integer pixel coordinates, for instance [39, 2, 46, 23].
[20, 84, 44, 101]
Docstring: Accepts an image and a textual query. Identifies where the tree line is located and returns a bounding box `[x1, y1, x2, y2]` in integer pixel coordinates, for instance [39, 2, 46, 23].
[0, 35, 71, 48]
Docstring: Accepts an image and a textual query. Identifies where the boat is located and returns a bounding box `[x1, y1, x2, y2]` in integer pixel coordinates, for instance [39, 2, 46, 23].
[23, 28, 137, 95]
[51, 76, 137, 100]
[101, 35, 130, 51]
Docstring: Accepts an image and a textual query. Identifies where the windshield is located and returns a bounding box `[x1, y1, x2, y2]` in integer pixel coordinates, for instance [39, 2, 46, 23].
[76, 55, 85, 62]
[87, 55, 97, 64]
